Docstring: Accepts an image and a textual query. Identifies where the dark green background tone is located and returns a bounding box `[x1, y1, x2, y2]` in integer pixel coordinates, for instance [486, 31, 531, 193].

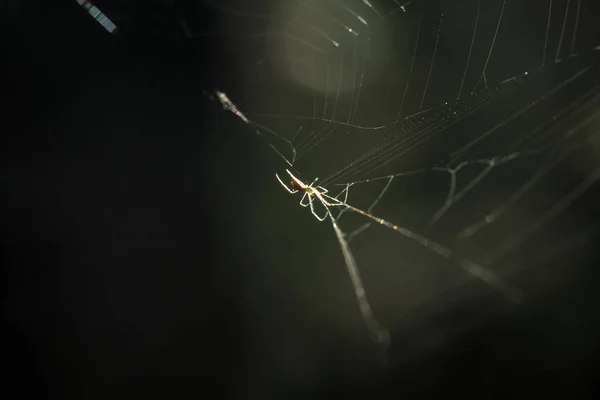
[2, 1, 600, 398]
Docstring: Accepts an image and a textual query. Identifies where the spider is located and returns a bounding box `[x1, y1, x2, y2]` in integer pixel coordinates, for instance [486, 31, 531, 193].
[275, 169, 347, 221]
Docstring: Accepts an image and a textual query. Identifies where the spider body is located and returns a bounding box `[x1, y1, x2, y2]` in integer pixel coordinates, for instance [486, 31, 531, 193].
[275, 169, 389, 347]
[276, 169, 347, 221]
[290, 177, 307, 192]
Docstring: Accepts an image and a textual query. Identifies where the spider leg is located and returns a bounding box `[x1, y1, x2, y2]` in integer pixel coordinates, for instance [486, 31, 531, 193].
[334, 184, 350, 203]
[276, 173, 298, 194]
[308, 194, 328, 221]
[299, 192, 310, 207]
[320, 192, 346, 207]
[317, 187, 348, 206]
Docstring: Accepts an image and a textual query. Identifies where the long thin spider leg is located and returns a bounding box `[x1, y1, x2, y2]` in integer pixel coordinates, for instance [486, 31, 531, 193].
[309, 193, 328, 221]
[276, 173, 299, 194]
[335, 185, 350, 203]
[315, 192, 346, 212]
[321, 193, 346, 207]
[322, 194, 350, 220]
[300, 192, 311, 207]
[323, 186, 350, 203]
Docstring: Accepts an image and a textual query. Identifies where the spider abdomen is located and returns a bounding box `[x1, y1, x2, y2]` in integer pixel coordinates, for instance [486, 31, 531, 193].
[291, 179, 306, 192]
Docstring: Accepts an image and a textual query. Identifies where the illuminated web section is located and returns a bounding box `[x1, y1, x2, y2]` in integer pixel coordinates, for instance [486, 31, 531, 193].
[76, 0, 117, 33]
[200, 0, 600, 361]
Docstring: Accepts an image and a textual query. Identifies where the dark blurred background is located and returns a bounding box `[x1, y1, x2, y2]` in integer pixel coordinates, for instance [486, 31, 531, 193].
[2, 1, 600, 398]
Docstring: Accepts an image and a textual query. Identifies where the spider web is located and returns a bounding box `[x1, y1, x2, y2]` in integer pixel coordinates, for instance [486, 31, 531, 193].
[197, 0, 600, 365]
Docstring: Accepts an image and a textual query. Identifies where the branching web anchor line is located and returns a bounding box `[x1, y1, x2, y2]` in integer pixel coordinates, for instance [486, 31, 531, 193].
[215, 91, 296, 166]
[486, 164, 600, 266]
[276, 169, 523, 346]
[330, 214, 391, 350]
